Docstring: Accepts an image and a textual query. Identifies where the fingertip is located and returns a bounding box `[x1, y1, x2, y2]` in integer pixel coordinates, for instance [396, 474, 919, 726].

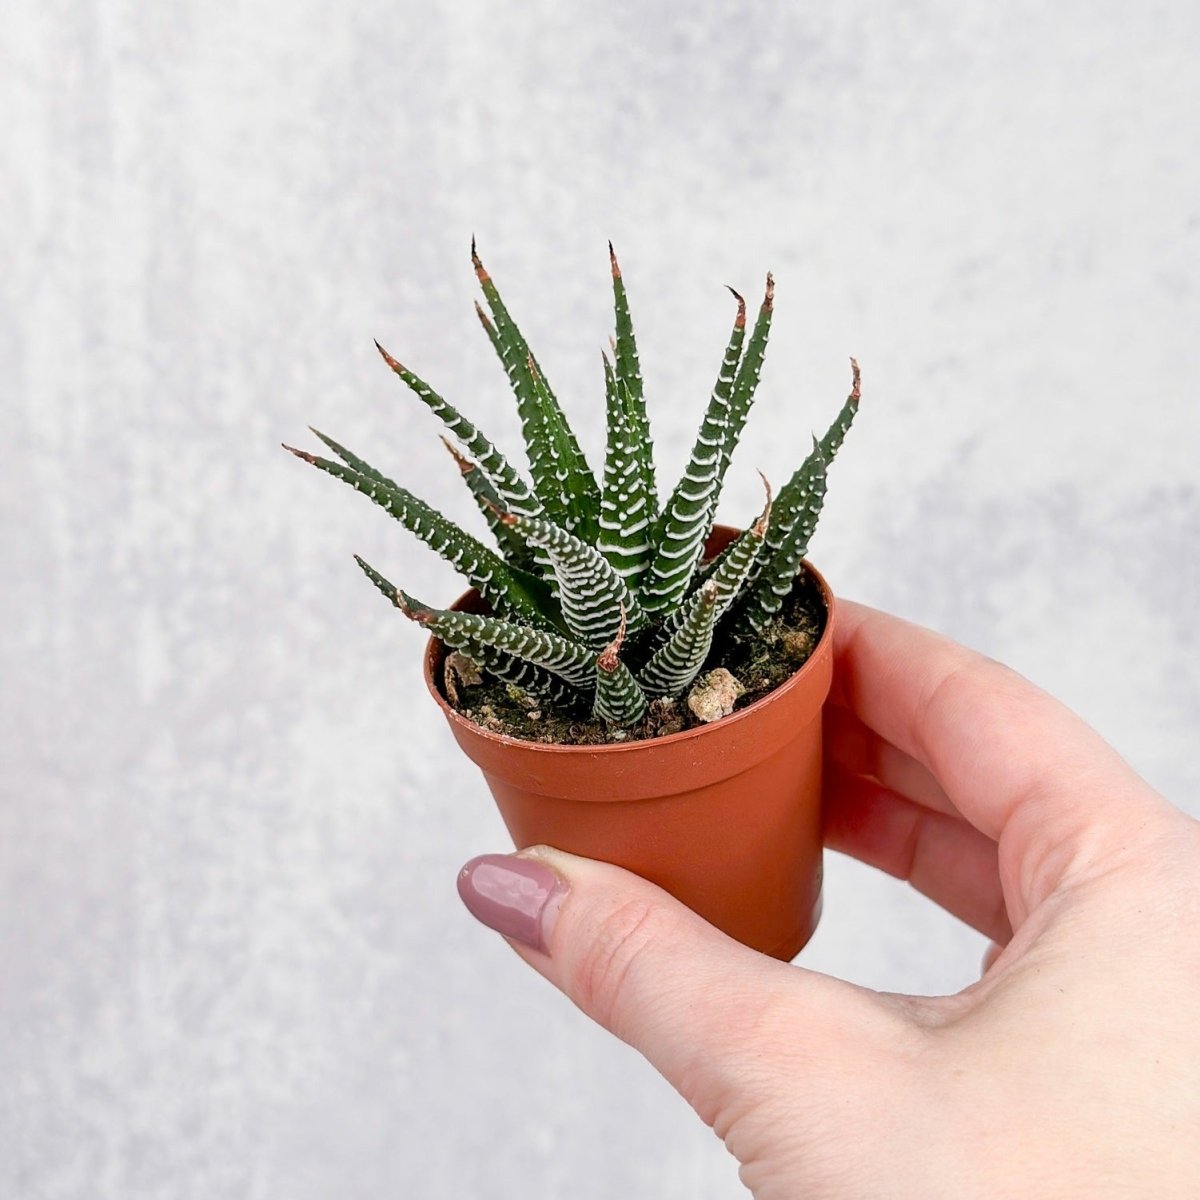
[457, 851, 569, 954]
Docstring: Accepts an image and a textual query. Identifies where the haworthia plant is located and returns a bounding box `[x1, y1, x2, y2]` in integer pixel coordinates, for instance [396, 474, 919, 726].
[289, 245, 859, 727]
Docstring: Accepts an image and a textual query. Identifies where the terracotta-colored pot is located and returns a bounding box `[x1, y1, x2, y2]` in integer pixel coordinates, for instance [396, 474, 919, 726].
[424, 527, 835, 961]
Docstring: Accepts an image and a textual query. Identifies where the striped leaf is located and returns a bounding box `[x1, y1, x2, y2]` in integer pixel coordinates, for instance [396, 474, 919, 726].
[609, 243, 657, 523]
[716, 276, 775, 477]
[638, 581, 720, 698]
[640, 287, 745, 613]
[354, 558, 580, 705]
[472, 242, 600, 540]
[504, 512, 643, 650]
[664, 480, 771, 637]
[641, 278, 772, 615]
[464, 641, 580, 705]
[592, 611, 648, 725]
[743, 360, 860, 593]
[731, 442, 828, 636]
[285, 444, 553, 628]
[364, 571, 593, 690]
[374, 341, 542, 519]
[439, 437, 538, 571]
[818, 357, 860, 463]
[308, 426, 393, 486]
[597, 353, 652, 584]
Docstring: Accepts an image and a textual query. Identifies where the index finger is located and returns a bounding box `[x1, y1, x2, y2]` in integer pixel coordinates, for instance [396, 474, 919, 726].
[830, 600, 1157, 852]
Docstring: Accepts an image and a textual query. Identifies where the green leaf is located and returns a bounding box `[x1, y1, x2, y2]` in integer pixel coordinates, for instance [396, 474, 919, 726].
[641, 277, 772, 615]
[665, 482, 771, 636]
[354, 558, 580, 705]
[506, 512, 643, 650]
[609, 243, 657, 524]
[377, 580, 593, 691]
[374, 341, 542, 519]
[592, 613, 647, 724]
[597, 353, 652, 584]
[638, 580, 721, 698]
[743, 359, 860, 594]
[817, 357, 860, 463]
[472, 242, 600, 540]
[716, 275, 775, 478]
[731, 443, 828, 636]
[438, 437, 539, 572]
[285, 443, 553, 628]
[307, 426, 393, 486]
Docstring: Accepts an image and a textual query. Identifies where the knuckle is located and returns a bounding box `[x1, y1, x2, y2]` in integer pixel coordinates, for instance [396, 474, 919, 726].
[569, 896, 665, 1033]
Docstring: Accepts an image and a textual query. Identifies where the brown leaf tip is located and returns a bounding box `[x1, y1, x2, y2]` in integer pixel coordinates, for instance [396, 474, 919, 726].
[753, 470, 774, 535]
[608, 240, 621, 279]
[596, 607, 628, 672]
[470, 237, 489, 282]
[726, 285, 747, 329]
[473, 299, 494, 330]
[763, 272, 775, 312]
[374, 339, 403, 373]
[440, 435, 474, 475]
[282, 443, 317, 464]
[849, 356, 861, 402]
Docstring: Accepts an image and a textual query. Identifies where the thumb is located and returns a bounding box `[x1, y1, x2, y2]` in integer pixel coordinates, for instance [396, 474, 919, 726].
[456, 846, 906, 1127]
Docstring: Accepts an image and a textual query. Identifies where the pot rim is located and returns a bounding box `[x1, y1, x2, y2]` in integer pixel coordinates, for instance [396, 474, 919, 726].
[422, 556, 836, 757]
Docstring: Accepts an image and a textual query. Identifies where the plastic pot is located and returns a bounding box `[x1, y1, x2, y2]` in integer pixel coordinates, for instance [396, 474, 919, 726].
[424, 526, 835, 961]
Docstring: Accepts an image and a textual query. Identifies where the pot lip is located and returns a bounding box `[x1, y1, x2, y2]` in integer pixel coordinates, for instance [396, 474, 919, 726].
[422, 556, 836, 757]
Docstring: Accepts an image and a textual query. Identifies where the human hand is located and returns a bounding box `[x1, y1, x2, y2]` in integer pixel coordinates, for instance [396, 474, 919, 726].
[456, 600, 1200, 1198]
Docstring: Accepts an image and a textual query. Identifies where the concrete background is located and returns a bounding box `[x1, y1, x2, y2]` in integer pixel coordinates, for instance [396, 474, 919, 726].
[3, 2, 1198, 1196]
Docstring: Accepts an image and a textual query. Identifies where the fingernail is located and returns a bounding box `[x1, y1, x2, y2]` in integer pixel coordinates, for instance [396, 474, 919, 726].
[457, 853, 568, 953]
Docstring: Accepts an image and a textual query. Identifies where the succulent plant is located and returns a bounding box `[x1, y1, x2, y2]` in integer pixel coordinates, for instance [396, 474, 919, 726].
[286, 243, 859, 728]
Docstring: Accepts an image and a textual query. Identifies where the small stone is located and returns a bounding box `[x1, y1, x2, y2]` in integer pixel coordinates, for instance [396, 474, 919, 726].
[609, 729, 628, 741]
[527, 709, 542, 721]
[686, 668, 746, 724]
[780, 628, 814, 659]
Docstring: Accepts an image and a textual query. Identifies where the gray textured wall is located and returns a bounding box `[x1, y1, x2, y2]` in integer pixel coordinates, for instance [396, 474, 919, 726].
[3, 2, 1198, 1197]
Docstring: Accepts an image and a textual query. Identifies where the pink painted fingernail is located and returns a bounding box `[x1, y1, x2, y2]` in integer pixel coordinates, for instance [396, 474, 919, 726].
[457, 853, 568, 953]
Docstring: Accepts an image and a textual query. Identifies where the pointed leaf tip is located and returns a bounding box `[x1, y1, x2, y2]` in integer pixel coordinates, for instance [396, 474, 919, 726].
[374, 340, 403, 372]
[471, 238, 489, 281]
[282, 443, 317, 463]
[726, 285, 747, 327]
[473, 299, 494, 330]
[763, 272, 775, 311]
[608, 241, 621, 278]
[753, 471, 774, 535]
[439, 435, 473, 475]
[849, 356, 861, 401]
